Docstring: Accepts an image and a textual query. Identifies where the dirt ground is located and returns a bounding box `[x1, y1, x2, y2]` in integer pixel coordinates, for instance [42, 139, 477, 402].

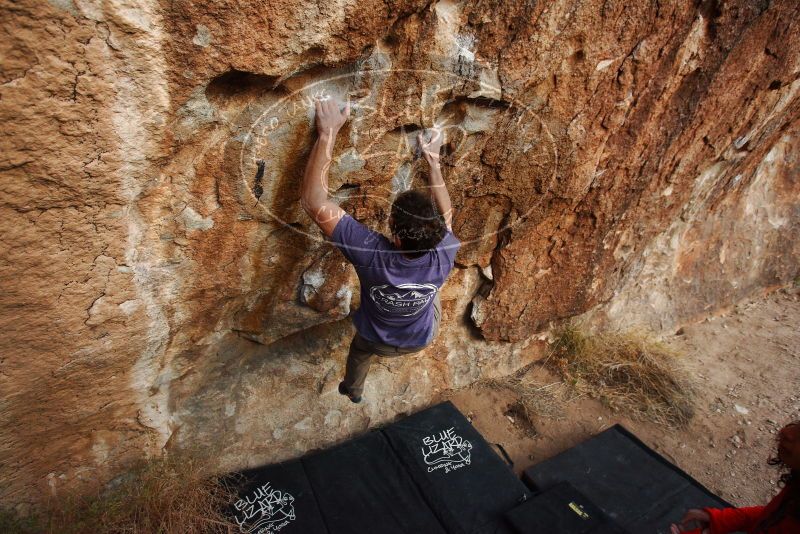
[445, 286, 800, 508]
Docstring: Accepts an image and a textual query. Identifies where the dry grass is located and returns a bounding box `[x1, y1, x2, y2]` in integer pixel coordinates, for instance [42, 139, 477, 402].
[1, 452, 238, 534]
[483, 363, 572, 436]
[545, 326, 695, 427]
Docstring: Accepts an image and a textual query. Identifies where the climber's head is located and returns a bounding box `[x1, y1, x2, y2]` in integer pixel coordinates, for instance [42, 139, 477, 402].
[389, 190, 447, 258]
[777, 421, 800, 471]
[763, 421, 800, 528]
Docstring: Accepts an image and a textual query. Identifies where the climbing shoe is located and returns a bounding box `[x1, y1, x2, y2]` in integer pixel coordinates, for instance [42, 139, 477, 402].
[338, 381, 362, 403]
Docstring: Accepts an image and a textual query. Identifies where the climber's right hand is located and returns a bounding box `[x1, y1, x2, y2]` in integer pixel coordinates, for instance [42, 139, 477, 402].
[418, 127, 443, 163]
[315, 97, 350, 136]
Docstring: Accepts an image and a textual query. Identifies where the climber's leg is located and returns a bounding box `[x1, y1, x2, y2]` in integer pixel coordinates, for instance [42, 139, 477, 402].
[342, 333, 376, 399]
[342, 295, 441, 400]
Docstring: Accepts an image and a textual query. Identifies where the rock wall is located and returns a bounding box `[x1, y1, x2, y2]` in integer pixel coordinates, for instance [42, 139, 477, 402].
[1, 0, 798, 505]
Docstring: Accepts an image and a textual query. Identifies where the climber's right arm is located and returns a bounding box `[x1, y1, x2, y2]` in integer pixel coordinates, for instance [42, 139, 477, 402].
[418, 128, 453, 232]
[301, 98, 350, 238]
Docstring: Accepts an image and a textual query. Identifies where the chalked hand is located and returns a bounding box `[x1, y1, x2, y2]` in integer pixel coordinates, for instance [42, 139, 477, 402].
[314, 97, 350, 136]
[417, 127, 443, 162]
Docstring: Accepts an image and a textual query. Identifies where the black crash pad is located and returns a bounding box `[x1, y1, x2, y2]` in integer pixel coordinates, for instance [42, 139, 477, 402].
[522, 425, 730, 534]
[302, 430, 448, 534]
[503, 482, 627, 534]
[227, 459, 329, 534]
[383, 401, 531, 534]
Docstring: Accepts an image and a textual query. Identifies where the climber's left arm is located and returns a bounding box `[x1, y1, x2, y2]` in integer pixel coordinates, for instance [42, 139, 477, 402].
[301, 98, 350, 238]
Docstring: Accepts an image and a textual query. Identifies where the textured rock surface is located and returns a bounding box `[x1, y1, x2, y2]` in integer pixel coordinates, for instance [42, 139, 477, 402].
[1, 0, 798, 504]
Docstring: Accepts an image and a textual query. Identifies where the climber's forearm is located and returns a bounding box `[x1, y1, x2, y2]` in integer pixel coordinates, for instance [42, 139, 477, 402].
[302, 131, 335, 209]
[301, 131, 345, 237]
[426, 159, 453, 231]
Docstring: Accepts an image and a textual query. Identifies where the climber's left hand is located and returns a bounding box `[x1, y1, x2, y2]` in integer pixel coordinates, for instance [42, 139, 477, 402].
[314, 96, 350, 136]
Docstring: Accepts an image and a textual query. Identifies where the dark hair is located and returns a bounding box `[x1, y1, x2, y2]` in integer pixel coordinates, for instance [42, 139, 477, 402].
[756, 421, 800, 532]
[390, 190, 447, 257]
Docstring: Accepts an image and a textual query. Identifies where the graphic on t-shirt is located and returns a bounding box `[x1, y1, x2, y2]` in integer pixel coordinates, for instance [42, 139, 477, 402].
[233, 482, 296, 533]
[420, 426, 473, 474]
[369, 283, 438, 316]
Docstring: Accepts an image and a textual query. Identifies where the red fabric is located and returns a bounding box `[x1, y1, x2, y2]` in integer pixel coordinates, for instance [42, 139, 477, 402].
[707, 505, 767, 532]
[687, 486, 800, 534]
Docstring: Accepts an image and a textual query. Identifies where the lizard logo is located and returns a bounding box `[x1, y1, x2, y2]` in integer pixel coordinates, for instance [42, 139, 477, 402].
[421, 426, 473, 474]
[233, 482, 296, 533]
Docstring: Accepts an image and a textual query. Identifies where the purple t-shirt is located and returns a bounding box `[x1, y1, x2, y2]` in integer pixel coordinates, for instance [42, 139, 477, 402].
[331, 214, 461, 347]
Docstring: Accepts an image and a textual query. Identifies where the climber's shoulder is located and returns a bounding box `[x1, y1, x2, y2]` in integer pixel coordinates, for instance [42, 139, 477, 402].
[438, 228, 461, 258]
[330, 213, 388, 267]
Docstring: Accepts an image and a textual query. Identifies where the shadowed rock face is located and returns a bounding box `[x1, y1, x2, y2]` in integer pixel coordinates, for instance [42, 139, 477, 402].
[1, 0, 798, 504]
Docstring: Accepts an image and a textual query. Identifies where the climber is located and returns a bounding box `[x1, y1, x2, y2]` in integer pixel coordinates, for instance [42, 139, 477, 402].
[300, 96, 460, 403]
[669, 420, 800, 533]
